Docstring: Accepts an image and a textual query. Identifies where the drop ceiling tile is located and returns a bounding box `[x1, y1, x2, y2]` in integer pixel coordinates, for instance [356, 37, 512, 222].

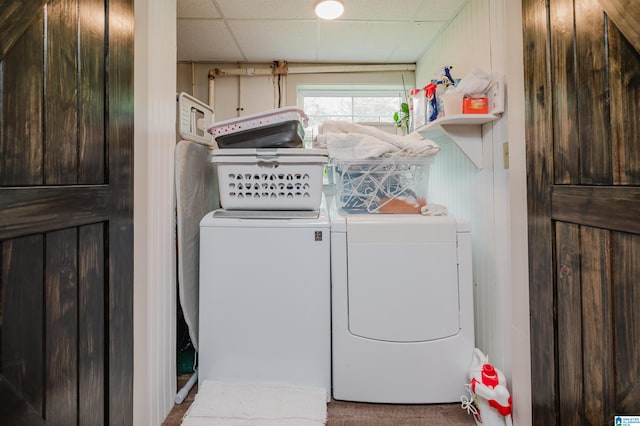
[175, 0, 471, 63]
[414, 0, 468, 21]
[178, 0, 220, 19]
[177, 19, 244, 62]
[337, 0, 427, 21]
[317, 21, 442, 63]
[215, 0, 317, 19]
[385, 22, 444, 62]
[227, 20, 319, 62]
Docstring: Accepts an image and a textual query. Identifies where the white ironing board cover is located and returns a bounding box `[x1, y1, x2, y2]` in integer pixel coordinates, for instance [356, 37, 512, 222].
[175, 140, 218, 351]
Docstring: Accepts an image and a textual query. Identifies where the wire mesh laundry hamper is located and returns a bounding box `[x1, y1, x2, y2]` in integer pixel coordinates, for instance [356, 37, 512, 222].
[333, 157, 434, 214]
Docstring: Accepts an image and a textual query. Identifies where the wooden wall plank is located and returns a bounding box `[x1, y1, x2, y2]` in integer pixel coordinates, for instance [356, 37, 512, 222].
[551, 186, 640, 234]
[580, 227, 614, 423]
[45, 0, 79, 185]
[79, 0, 106, 184]
[598, 0, 640, 54]
[523, 0, 558, 422]
[550, 0, 580, 184]
[0, 186, 111, 240]
[613, 232, 640, 412]
[0, 0, 47, 62]
[609, 23, 640, 185]
[107, 0, 135, 423]
[0, 236, 44, 416]
[0, 12, 44, 186]
[555, 223, 583, 426]
[78, 223, 105, 426]
[0, 376, 46, 425]
[575, 0, 612, 184]
[45, 228, 78, 425]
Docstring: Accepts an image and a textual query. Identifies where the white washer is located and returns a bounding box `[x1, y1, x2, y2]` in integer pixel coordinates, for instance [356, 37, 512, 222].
[330, 209, 474, 403]
[198, 204, 331, 399]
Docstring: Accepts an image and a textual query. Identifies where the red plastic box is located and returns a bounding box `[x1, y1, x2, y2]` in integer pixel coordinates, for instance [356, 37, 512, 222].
[462, 97, 489, 114]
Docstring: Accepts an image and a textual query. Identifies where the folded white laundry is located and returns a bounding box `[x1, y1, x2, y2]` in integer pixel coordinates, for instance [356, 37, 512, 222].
[313, 120, 439, 160]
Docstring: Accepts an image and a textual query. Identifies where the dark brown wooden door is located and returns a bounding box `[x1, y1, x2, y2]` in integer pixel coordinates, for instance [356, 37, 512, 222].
[524, 0, 640, 424]
[0, 0, 134, 424]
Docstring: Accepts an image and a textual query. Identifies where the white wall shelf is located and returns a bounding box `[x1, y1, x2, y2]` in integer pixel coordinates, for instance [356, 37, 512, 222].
[415, 114, 500, 168]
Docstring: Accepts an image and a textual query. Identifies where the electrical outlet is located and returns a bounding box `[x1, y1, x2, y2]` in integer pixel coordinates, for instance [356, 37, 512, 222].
[503, 142, 509, 169]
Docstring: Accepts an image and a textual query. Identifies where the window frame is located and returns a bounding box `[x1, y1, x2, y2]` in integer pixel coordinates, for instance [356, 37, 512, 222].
[297, 84, 411, 140]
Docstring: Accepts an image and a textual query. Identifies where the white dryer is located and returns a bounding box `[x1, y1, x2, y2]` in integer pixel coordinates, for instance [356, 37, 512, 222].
[330, 210, 474, 403]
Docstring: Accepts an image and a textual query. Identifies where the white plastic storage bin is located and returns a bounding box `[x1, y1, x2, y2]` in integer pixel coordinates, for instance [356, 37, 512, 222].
[211, 148, 328, 211]
[208, 107, 308, 137]
[333, 157, 433, 214]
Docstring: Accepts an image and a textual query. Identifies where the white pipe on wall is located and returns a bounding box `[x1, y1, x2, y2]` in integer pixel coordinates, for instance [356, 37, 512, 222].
[191, 62, 196, 97]
[207, 69, 215, 109]
[212, 63, 416, 77]
[237, 76, 243, 116]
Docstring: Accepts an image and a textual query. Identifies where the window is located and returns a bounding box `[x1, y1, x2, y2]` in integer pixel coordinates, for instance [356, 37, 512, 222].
[297, 85, 409, 141]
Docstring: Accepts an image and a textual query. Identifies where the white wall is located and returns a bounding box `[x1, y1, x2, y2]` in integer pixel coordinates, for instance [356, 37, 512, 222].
[504, 0, 532, 423]
[134, 1, 177, 424]
[416, 0, 531, 423]
[176, 63, 415, 118]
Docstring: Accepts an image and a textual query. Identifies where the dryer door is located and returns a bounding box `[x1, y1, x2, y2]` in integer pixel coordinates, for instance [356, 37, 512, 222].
[346, 216, 460, 342]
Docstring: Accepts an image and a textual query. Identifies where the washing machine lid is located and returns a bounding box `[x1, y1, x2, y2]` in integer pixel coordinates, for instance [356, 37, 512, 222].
[345, 215, 461, 342]
[201, 199, 330, 228]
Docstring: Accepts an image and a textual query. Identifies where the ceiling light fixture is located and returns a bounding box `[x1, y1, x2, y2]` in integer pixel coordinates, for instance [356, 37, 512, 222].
[315, 0, 344, 20]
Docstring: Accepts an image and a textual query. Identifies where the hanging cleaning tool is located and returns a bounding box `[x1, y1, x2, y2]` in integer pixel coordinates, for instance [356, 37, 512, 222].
[461, 348, 513, 426]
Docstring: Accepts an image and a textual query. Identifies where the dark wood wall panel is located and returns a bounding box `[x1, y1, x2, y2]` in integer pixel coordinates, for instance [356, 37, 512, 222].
[0, 0, 47, 62]
[555, 222, 582, 426]
[0, 186, 111, 240]
[45, 0, 79, 185]
[0, 12, 44, 186]
[106, 0, 134, 423]
[527, 0, 640, 424]
[0, 0, 133, 423]
[551, 186, 640, 235]
[78, 223, 105, 425]
[45, 228, 79, 425]
[0, 236, 44, 416]
[599, 0, 640, 54]
[79, 0, 106, 184]
[613, 232, 640, 412]
[523, 0, 557, 422]
[580, 227, 614, 423]
[1, 224, 109, 424]
[551, 0, 579, 184]
[609, 24, 640, 185]
[575, 0, 612, 184]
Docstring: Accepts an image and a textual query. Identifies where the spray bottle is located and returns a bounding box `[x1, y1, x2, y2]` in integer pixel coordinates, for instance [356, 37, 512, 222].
[424, 83, 438, 122]
[462, 348, 513, 426]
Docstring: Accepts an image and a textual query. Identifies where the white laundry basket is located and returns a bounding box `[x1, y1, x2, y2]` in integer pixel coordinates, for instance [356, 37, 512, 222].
[211, 148, 328, 211]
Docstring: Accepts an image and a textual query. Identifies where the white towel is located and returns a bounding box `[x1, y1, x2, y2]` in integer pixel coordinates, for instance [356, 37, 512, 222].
[182, 381, 327, 426]
[313, 120, 439, 160]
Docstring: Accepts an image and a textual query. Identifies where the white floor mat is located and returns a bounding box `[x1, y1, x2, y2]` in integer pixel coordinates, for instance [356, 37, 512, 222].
[181, 381, 327, 426]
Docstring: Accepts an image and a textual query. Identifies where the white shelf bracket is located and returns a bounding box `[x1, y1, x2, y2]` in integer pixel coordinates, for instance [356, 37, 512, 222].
[438, 124, 484, 168]
[416, 114, 500, 169]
